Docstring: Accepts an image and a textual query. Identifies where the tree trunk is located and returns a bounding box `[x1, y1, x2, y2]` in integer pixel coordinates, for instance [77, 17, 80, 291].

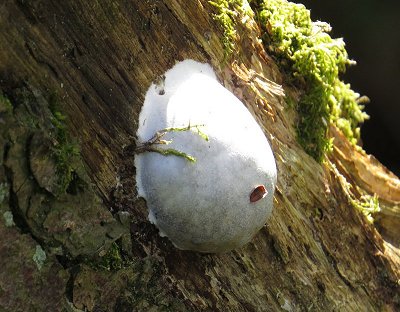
[0, 0, 399, 311]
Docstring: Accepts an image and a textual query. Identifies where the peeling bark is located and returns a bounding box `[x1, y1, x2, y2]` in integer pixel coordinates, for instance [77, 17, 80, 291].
[0, 1, 399, 311]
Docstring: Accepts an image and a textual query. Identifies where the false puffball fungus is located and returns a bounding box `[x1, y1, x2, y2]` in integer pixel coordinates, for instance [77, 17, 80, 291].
[135, 59, 277, 253]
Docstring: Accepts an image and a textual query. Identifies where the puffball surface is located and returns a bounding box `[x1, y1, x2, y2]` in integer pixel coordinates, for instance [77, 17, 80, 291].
[135, 59, 277, 253]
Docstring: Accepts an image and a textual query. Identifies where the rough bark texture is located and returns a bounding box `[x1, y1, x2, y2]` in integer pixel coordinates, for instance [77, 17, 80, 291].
[0, 1, 399, 311]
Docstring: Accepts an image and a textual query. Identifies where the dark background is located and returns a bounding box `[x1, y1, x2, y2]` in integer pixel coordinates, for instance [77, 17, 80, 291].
[296, 0, 400, 177]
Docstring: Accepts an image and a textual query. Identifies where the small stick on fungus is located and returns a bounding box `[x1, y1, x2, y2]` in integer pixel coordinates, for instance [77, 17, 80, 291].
[134, 124, 208, 162]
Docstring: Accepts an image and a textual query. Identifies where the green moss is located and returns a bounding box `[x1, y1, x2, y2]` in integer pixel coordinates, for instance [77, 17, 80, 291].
[84, 241, 130, 272]
[48, 94, 80, 193]
[0, 93, 13, 114]
[209, 0, 251, 59]
[250, 0, 368, 161]
[97, 242, 125, 271]
[351, 194, 380, 223]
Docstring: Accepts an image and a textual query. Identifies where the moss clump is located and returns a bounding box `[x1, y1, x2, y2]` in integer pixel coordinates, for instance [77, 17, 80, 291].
[97, 242, 125, 271]
[250, 0, 368, 161]
[48, 94, 80, 193]
[84, 241, 130, 272]
[209, 0, 252, 59]
[0, 93, 13, 114]
[351, 194, 380, 223]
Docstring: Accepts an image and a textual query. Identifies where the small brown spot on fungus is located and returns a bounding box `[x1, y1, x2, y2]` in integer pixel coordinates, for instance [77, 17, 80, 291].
[250, 185, 268, 203]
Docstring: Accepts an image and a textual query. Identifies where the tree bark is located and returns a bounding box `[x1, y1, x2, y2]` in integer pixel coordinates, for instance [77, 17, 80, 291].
[0, 0, 399, 311]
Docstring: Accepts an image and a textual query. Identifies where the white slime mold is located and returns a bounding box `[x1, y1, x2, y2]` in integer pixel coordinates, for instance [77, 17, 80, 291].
[135, 59, 277, 253]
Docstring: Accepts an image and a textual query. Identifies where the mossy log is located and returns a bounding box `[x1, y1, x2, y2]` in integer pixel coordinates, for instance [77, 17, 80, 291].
[0, 1, 399, 311]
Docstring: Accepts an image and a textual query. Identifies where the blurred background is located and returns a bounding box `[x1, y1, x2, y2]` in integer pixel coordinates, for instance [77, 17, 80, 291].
[296, 0, 400, 177]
